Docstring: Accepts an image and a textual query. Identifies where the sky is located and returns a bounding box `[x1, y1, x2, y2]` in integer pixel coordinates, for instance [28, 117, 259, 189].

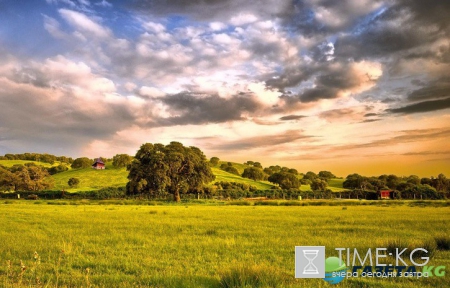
[0, 0, 449, 177]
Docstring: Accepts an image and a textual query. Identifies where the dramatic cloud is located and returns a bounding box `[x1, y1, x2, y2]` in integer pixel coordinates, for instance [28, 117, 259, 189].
[0, 0, 449, 175]
[387, 97, 450, 115]
[214, 130, 314, 150]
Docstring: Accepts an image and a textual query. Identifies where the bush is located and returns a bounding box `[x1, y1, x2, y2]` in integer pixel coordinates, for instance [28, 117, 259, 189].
[68, 177, 80, 187]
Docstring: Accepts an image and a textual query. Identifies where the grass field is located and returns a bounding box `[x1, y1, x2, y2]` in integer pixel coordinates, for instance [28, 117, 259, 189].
[0, 201, 448, 287]
[52, 163, 128, 192]
[211, 167, 273, 190]
[0, 160, 57, 168]
[0, 159, 350, 193]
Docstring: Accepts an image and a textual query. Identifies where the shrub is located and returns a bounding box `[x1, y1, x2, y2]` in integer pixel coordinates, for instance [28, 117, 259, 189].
[68, 177, 80, 187]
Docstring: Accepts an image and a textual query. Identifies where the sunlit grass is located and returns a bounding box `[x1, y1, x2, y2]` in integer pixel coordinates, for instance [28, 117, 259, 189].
[0, 201, 448, 287]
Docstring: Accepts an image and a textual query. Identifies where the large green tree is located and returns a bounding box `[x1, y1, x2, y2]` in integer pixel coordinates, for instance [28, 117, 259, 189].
[126, 142, 215, 202]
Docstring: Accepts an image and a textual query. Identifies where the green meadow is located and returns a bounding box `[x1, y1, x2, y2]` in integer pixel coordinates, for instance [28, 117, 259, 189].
[0, 160, 348, 193]
[0, 201, 448, 287]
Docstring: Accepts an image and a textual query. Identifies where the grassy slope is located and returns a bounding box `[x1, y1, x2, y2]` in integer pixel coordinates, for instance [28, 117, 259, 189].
[52, 162, 128, 192]
[211, 167, 273, 190]
[0, 160, 57, 168]
[0, 203, 448, 287]
[1, 159, 344, 192]
[50, 160, 346, 192]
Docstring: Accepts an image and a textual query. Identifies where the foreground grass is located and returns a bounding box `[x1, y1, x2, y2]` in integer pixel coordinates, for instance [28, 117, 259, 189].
[0, 201, 448, 287]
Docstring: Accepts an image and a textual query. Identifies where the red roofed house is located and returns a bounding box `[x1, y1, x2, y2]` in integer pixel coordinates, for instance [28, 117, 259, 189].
[379, 190, 392, 199]
[92, 158, 105, 170]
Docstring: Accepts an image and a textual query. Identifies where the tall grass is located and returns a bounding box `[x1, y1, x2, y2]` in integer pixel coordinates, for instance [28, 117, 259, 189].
[0, 202, 448, 287]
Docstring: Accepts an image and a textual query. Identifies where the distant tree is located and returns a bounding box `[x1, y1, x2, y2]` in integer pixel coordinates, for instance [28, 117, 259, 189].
[0, 164, 54, 191]
[318, 171, 336, 180]
[420, 177, 432, 186]
[71, 157, 92, 169]
[433, 174, 449, 192]
[303, 171, 318, 181]
[311, 179, 328, 191]
[343, 174, 366, 189]
[268, 172, 300, 189]
[386, 174, 399, 189]
[253, 162, 262, 169]
[245, 161, 254, 166]
[126, 142, 215, 202]
[220, 163, 228, 169]
[68, 177, 80, 187]
[280, 167, 289, 173]
[288, 168, 298, 175]
[263, 167, 274, 175]
[47, 164, 69, 175]
[227, 162, 233, 167]
[241, 167, 265, 181]
[112, 154, 133, 168]
[223, 166, 240, 176]
[209, 157, 220, 166]
[406, 175, 420, 185]
[269, 165, 281, 173]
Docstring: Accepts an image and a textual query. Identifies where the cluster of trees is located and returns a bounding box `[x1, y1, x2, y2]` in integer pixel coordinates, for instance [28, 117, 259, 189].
[69, 154, 133, 169]
[127, 142, 215, 202]
[0, 163, 54, 192]
[219, 162, 240, 175]
[0, 153, 73, 165]
[214, 181, 258, 192]
[343, 173, 449, 199]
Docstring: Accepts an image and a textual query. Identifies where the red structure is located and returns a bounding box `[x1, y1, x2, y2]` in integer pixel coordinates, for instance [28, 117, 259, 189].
[380, 190, 392, 199]
[92, 158, 105, 170]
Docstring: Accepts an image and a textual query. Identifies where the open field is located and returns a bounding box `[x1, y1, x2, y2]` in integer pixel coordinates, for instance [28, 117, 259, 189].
[0, 201, 448, 287]
[0, 160, 58, 168]
[52, 164, 128, 192]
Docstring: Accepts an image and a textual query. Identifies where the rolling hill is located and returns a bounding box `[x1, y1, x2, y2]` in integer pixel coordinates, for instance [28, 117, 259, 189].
[1, 160, 347, 193]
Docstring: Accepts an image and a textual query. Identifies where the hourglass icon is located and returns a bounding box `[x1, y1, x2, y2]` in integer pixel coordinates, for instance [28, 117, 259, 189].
[303, 250, 319, 274]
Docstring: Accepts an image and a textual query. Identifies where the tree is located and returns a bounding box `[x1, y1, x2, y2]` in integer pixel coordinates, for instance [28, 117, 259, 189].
[288, 168, 298, 175]
[268, 172, 300, 189]
[48, 164, 69, 175]
[68, 177, 80, 187]
[112, 154, 133, 168]
[223, 166, 240, 176]
[311, 179, 328, 191]
[0, 164, 54, 191]
[241, 167, 265, 181]
[253, 162, 262, 169]
[126, 142, 215, 202]
[71, 157, 92, 169]
[318, 171, 336, 180]
[303, 171, 318, 180]
[209, 157, 220, 166]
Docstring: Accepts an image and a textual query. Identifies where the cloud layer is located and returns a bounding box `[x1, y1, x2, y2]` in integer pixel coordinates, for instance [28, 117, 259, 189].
[0, 0, 449, 176]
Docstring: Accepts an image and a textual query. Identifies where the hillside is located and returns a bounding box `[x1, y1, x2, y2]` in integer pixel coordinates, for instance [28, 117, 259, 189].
[2, 159, 346, 193]
[211, 167, 273, 190]
[52, 162, 128, 192]
[0, 160, 58, 168]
